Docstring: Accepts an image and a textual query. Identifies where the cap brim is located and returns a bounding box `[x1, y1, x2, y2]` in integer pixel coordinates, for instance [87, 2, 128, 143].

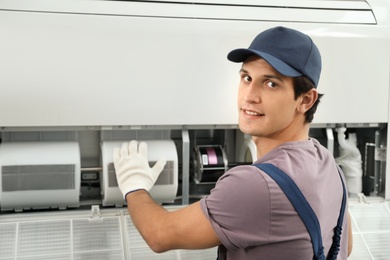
[227, 48, 302, 78]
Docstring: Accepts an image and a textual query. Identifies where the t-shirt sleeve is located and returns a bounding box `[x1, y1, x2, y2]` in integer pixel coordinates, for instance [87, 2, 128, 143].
[200, 165, 272, 251]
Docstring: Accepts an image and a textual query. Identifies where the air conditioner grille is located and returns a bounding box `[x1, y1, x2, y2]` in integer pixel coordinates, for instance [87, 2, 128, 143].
[2, 164, 75, 191]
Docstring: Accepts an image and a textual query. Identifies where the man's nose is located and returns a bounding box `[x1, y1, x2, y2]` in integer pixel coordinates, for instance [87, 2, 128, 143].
[244, 84, 261, 103]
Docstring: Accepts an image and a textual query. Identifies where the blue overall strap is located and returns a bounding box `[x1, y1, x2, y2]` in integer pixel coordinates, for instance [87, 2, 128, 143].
[327, 166, 347, 260]
[253, 163, 325, 260]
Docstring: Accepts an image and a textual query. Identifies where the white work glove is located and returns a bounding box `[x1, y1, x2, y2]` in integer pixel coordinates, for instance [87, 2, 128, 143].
[113, 140, 166, 199]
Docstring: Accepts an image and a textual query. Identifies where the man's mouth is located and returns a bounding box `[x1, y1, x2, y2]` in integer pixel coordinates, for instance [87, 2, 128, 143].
[244, 109, 264, 116]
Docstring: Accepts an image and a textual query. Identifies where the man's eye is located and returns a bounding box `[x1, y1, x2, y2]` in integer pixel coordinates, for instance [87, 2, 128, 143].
[266, 81, 276, 88]
[243, 75, 251, 82]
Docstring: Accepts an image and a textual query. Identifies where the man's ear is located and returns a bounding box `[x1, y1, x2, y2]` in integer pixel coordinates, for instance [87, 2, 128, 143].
[299, 89, 318, 113]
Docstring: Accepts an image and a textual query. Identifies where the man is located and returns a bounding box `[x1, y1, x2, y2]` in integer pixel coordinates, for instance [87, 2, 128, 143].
[113, 26, 352, 259]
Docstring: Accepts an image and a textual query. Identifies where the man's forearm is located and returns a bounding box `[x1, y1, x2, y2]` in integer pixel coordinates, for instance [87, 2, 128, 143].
[125, 190, 170, 253]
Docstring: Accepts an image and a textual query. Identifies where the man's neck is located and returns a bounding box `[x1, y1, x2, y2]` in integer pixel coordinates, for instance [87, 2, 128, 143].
[253, 124, 310, 158]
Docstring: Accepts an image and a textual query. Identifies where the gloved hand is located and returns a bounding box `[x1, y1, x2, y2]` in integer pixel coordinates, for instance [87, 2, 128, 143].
[113, 140, 166, 199]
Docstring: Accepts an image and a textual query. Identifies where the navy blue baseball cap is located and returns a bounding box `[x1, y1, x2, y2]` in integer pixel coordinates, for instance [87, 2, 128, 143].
[227, 26, 322, 87]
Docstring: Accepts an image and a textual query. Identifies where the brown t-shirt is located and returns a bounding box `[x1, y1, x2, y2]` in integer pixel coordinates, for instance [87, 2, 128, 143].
[200, 138, 348, 260]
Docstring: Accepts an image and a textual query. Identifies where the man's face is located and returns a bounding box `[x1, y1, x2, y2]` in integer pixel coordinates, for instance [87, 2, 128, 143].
[237, 56, 302, 139]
